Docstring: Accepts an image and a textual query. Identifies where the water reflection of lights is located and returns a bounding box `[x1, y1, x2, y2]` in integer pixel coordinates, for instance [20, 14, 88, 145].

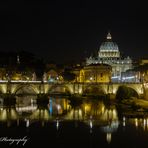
[135, 118, 138, 127]
[123, 116, 126, 121]
[123, 116, 126, 127]
[49, 99, 52, 115]
[106, 133, 112, 144]
[56, 119, 59, 130]
[84, 104, 91, 113]
[89, 119, 93, 133]
[142, 118, 148, 131]
[101, 106, 105, 113]
[57, 104, 62, 115]
[101, 108, 118, 121]
[57, 104, 61, 111]
[25, 118, 30, 127]
[65, 108, 83, 120]
[0, 108, 18, 121]
[89, 120, 93, 129]
[29, 108, 50, 120]
[0, 98, 119, 126]
[101, 120, 119, 133]
[127, 117, 148, 131]
[101, 120, 119, 144]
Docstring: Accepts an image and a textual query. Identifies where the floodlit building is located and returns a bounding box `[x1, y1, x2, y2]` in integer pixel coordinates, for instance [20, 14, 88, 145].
[73, 64, 112, 83]
[86, 32, 132, 82]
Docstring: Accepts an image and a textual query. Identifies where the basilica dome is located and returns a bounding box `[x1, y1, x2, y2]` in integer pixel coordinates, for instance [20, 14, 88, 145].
[99, 32, 119, 52]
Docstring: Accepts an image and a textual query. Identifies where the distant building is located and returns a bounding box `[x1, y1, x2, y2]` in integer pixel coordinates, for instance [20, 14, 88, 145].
[132, 60, 148, 83]
[46, 69, 59, 82]
[44, 69, 63, 82]
[139, 59, 148, 65]
[121, 71, 140, 83]
[73, 64, 112, 83]
[86, 32, 132, 82]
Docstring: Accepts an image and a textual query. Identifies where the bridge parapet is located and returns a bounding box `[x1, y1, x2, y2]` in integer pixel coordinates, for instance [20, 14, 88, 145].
[0, 81, 145, 96]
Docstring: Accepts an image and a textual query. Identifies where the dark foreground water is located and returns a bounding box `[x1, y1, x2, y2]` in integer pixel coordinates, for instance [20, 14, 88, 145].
[0, 96, 148, 148]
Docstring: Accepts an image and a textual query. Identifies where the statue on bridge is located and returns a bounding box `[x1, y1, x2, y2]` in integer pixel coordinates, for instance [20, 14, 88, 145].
[43, 72, 47, 82]
[32, 72, 37, 81]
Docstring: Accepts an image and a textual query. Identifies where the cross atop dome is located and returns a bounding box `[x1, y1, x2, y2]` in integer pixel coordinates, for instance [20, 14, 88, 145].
[106, 32, 112, 40]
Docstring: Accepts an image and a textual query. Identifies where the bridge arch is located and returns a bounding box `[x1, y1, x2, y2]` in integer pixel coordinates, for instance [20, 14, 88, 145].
[48, 84, 71, 94]
[83, 85, 106, 95]
[116, 85, 139, 99]
[13, 84, 39, 95]
[126, 86, 139, 96]
[115, 84, 143, 96]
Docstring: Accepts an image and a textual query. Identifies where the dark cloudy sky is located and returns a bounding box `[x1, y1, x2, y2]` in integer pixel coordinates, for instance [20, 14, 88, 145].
[0, 0, 148, 63]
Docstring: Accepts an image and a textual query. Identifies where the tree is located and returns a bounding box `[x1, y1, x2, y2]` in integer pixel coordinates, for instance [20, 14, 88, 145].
[116, 86, 138, 101]
[62, 71, 76, 82]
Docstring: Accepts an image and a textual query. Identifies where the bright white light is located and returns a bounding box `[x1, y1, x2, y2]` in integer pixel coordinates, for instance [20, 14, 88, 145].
[90, 120, 93, 129]
[123, 116, 126, 121]
[57, 105, 61, 111]
[90, 77, 93, 80]
[0, 80, 8, 82]
[144, 119, 146, 126]
[135, 118, 138, 127]
[56, 120, 59, 130]
[111, 76, 120, 79]
[106, 133, 112, 144]
[123, 121, 126, 127]
[122, 76, 135, 80]
[26, 119, 30, 127]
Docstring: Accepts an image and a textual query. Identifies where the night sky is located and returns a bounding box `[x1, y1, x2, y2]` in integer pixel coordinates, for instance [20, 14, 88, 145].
[0, 1, 148, 64]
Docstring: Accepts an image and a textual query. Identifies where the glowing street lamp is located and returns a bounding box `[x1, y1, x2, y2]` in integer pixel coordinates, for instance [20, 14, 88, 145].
[135, 75, 138, 83]
[142, 73, 145, 83]
[90, 77, 93, 81]
[57, 104, 61, 115]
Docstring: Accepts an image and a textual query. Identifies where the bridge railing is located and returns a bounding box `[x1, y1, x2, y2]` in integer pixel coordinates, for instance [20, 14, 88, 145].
[0, 80, 143, 85]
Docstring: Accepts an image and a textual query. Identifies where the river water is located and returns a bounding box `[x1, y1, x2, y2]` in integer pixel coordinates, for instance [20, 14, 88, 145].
[0, 95, 148, 148]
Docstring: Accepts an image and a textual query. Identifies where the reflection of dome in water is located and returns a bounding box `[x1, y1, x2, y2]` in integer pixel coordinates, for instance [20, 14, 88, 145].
[100, 108, 119, 133]
[101, 120, 119, 133]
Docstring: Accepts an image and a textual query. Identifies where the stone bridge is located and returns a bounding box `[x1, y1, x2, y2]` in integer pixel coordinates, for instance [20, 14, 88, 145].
[0, 80, 147, 97]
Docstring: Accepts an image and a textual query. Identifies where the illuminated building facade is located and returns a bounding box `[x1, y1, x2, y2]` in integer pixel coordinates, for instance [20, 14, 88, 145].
[73, 64, 112, 83]
[86, 32, 133, 82]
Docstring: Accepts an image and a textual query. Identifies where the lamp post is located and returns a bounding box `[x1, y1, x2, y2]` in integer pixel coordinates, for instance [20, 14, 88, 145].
[135, 75, 137, 83]
[142, 73, 145, 83]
